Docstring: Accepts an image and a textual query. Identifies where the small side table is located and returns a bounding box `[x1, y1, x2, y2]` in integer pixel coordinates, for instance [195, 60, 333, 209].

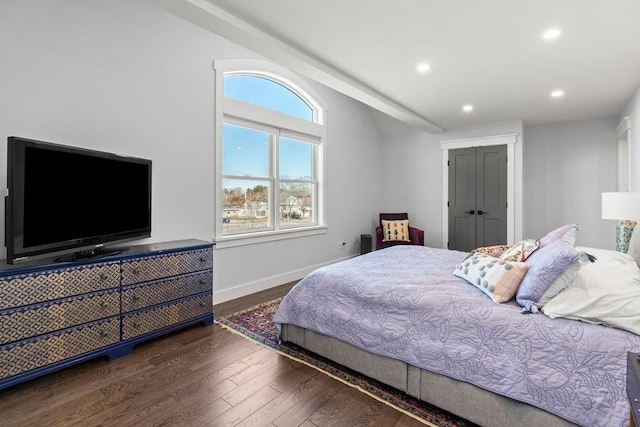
[628, 352, 640, 427]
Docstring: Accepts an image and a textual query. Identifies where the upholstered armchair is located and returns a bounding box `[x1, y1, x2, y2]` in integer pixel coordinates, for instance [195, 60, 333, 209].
[375, 213, 425, 250]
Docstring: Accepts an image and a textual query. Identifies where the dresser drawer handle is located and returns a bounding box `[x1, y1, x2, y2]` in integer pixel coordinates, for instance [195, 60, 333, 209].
[131, 295, 140, 302]
[100, 302, 110, 310]
[99, 273, 108, 281]
[99, 330, 109, 339]
[199, 256, 207, 263]
[133, 322, 140, 329]
[132, 268, 140, 276]
[199, 279, 206, 285]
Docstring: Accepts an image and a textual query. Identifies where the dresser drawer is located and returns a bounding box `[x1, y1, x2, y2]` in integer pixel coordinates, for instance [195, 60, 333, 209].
[0, 291, 119, 345]
[121, 247, 213, 285]
[0, 263, 120, 310]
[121, 271, 212, 313]
[0, 318, 119, 379]
[122, 293, 212, 339]
[0, 240, 214, 389]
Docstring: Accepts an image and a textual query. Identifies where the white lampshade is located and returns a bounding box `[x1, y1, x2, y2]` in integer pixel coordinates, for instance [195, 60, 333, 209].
[602, 192, 640, 220]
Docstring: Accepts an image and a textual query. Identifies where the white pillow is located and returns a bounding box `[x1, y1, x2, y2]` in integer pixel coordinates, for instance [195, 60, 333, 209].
[534, 256, 588, 310]
[542, 246, 640, 336]
[627, 225, 640, 267]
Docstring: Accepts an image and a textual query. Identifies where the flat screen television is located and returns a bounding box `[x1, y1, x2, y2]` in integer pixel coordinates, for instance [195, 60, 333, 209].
[5, 136, 152, 264]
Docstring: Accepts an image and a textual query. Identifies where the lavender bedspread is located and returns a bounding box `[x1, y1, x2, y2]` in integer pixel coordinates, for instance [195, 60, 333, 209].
[273, 246, 640, 427]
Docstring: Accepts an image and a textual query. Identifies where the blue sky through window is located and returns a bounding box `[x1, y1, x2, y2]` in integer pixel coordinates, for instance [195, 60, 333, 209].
[223, 75, 315, 191]
[224, 75, 313, 121]
[223, 124, 313, 191]
[280, 137, 312, 180]
[223, 124, 269, 177]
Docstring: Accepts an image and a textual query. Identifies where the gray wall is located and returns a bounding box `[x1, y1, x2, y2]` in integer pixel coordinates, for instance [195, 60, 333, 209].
[380, 117, 619, 250]
[0, 0, 631, 303]
[379, 120, 523, 248]
[523, 117, 619, 249]
[0, 0, 383, 302]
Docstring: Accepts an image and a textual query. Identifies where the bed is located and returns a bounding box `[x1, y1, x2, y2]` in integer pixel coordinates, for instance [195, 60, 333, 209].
[273, 225, 640, 427]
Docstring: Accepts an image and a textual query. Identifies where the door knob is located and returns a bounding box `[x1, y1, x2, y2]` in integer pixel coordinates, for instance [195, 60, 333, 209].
[477, 210, 485, 215]
[464, 210, 475, 214]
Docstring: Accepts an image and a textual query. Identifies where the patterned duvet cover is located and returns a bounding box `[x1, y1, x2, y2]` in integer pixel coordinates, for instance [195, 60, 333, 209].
[273, 245, 640, 427]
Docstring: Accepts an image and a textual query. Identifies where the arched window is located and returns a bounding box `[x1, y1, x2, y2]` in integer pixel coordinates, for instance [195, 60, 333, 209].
[224, 74, 313, 121]
[214, 59, 327, 244]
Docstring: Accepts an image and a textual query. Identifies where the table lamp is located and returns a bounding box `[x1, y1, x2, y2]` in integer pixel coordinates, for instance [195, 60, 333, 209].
[602, 192, 640, 253]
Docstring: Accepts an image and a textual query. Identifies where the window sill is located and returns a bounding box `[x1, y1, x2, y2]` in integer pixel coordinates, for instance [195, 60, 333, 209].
[214, 225, 328, 249]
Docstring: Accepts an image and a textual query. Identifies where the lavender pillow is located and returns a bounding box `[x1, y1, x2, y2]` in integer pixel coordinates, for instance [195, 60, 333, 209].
[539, 224, 580, 247]
[516, 239, 582, 312]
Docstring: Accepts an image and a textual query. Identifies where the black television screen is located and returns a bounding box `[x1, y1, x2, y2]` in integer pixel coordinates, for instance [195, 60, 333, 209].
[5, 136, 152, 264]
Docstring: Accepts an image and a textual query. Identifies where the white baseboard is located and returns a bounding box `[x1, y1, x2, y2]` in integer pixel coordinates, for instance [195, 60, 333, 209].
[212, 255, 354, 305]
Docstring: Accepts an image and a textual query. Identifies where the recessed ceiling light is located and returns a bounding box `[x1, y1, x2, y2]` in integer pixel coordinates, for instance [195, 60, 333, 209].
[462, 105, 473, 112]
[543, 28, 562, 40]
[416, 62, 431, 73]
[551, 90, 565, 98]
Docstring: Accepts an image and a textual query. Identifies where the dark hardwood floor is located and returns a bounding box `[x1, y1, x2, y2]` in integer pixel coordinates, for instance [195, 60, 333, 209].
[0, 282, 426, 426]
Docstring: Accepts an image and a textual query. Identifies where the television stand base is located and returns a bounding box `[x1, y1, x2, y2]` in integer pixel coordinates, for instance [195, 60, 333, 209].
[54, 247, 128, 263]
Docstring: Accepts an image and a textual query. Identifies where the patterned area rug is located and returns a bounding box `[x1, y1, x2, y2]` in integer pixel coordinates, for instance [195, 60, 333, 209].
[215, 297, 477, 427]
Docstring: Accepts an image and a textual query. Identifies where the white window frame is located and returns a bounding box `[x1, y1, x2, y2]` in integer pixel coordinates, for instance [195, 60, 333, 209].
[214, 59, 327, 248]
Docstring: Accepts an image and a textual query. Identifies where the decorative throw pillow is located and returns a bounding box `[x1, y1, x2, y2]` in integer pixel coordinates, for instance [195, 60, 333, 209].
[472, 245, 511, 258]
[453, 253, 529, 303]
[516, 239, 583, 312]
[381, 219, 411, 242]
[500, 239, 540, 262]
[539, 224, 580, 247]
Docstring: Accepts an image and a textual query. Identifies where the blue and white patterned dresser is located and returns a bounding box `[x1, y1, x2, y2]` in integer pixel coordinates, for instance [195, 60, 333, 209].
[0, 239, 213, 390]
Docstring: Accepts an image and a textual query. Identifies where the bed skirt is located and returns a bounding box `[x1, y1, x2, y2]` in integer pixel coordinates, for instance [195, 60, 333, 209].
[281, 324, 579, 427]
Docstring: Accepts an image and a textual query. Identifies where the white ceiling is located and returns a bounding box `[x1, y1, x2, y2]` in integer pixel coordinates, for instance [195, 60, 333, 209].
[154, 0, 640, 133]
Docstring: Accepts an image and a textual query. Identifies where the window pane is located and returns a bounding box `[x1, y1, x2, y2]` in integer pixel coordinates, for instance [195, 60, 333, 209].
[223, 123, 269, 177]
[224, 75, 313, 121]
[280, 182, 313, 226]
[223, 179, 270, 232]
[279, 137, 312, 180]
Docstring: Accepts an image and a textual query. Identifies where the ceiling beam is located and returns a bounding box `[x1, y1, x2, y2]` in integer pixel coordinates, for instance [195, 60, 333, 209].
[149, 0, 444, 134]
